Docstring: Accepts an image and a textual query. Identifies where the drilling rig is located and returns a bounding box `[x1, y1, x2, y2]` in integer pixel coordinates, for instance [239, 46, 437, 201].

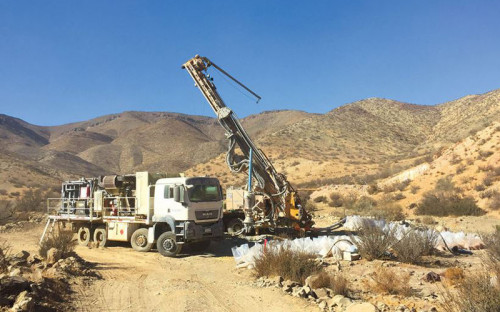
[182, 55, 314, 234]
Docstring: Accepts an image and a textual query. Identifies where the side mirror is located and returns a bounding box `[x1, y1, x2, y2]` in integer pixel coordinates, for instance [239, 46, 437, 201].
[173, 185, 185, 203]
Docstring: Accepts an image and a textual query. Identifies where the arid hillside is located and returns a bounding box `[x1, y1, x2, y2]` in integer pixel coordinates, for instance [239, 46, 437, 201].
[0, 110, 312, 195]
[189, 89, 500, 191]
[1, 88, 499, 198]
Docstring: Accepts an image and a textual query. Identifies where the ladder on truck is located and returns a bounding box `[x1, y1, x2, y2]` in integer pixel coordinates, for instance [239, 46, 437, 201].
[39, 217, 57, 245]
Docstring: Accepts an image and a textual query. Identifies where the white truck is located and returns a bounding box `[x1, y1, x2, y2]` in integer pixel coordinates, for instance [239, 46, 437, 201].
[42, 172, 224, 257]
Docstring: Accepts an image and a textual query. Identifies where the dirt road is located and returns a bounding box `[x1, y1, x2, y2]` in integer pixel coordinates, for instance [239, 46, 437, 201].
[3, 225, 319, 312]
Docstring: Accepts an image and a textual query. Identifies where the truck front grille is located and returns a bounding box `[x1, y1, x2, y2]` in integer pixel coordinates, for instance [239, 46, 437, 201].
[195, 210, 219, 220]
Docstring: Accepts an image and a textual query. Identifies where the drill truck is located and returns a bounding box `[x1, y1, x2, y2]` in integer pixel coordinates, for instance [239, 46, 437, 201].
[182, 55, 314, 234]
[42, 172, 224, 257]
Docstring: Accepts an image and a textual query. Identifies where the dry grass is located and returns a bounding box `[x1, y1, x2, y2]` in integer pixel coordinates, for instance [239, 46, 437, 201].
[254, 246, 321, 284]
[309, 270, 350, 296]
[441, 262, 500, 312]
[369, 266, 412, 296]
[483, 228, 500, 261]
[39, 229, 77, 259]
[443, 267, 465, 286]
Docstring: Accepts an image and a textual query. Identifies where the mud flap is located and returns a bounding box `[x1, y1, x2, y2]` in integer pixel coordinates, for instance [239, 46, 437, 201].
[148, 226, 155, 244]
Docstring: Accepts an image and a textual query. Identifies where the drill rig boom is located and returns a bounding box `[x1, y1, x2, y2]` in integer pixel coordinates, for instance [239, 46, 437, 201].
[182, 55, 313, 232]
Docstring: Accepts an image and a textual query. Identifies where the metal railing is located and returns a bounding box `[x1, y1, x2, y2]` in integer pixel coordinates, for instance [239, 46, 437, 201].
[47, 197, 138, 220]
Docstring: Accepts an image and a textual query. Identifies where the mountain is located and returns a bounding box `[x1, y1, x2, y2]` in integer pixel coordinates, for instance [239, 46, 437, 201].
[0, 88, 499, 201]
[0, 110, 314, 195]
[188, 89, 500, 190]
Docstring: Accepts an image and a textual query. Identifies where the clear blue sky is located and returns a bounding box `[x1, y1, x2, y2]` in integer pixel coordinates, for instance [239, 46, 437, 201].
[1, 1, 499, 126]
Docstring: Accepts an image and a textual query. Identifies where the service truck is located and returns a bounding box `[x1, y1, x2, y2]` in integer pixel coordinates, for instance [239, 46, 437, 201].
[41, 172, 224, 257]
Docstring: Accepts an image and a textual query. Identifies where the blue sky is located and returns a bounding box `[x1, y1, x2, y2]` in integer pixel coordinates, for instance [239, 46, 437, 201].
[1, 1, 499, 126]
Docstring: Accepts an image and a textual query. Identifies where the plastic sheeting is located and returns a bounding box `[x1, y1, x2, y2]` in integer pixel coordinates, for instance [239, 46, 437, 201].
[231, 215, 485, 268]
[231, 235, 356, 268]
[344, 215, 484, 251]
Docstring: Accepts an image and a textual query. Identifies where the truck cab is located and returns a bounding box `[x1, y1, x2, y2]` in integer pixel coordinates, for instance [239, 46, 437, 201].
[151, 176, 224, 256]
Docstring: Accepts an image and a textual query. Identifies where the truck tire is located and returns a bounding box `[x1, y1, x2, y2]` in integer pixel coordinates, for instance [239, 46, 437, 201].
[131, 228, 153, 252]
[227, 218, 244, 235]
[157, 231, 182, 257]
[190, 240, 211, 252]
[93, 227, 107, 247]
[77, 227, 91, 246]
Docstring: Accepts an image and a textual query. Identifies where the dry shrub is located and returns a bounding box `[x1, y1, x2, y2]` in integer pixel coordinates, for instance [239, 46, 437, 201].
[17, 188, 45, 212]
[421, 216, 436, 225]
[369, 266, 412, 296]
[375, 202, 405, 221]
[314, 196, 327, 203]
[488, 191, 500, 210]
[353, 196, 377, 213]
[0, 240, 11, 273]
[305, 201, 318, 212]
[455, 164, 466, 174]
[441, 263, 500, 312]
[39, 229, 77, 259]
[367, 183, 379, 195]
[483, 227, 500, 261]
[310, 270, 350, 296]
[392, 229, 438, 264]
[329, 192, 343, 207]
[254, 246, 321, 284]
[341, 192, 359, 210]
[443, 267, 465, 286]
[352, 220, 397, 260]
[0, 199, 15, 224]
[478, 149, 494, 159]
[393, 192, 406, 201]
[417, 193, 485, 216]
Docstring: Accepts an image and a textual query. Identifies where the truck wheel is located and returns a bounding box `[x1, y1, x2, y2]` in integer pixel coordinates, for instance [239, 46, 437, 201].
[190, 240, 211, 252]
[157, 231, 182, 257]
[227, 218, 244, 235]
[131, 228, 153, 252]
[93, 228, 107, 247]
[77, 227, 91, 246]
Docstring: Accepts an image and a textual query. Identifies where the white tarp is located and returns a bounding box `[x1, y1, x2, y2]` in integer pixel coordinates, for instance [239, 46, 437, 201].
[231, 215, 484, 268]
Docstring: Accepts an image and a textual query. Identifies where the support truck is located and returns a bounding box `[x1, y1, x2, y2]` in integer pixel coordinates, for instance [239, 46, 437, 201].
[42, 172, 224, 257]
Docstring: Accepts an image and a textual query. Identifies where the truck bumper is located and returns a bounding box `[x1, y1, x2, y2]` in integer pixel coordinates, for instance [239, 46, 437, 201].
[184, 219, 224, 242]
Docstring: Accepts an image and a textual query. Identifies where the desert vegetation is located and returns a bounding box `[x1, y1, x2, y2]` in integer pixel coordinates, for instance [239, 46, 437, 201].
[39, 229, 77, 259]
[254, 246, 321, 284]
[416, 177, 485, 216]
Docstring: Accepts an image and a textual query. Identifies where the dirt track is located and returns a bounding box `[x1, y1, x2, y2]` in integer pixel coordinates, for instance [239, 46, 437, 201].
[3, 225, 318, 312]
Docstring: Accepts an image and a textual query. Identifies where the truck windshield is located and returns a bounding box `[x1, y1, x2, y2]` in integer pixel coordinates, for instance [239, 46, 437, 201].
[187, 185, 221, 202]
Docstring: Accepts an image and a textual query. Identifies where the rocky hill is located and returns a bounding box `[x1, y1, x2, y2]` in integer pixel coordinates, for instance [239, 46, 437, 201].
[1, 88, 499, 201]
